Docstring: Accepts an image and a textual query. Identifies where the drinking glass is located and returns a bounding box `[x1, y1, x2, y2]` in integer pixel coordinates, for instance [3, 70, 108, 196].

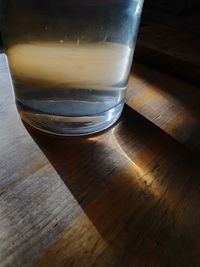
[1, 0, 144, 135]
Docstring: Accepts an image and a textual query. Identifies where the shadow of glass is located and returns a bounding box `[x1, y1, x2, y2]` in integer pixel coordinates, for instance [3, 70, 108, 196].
[26, 105, 200, 267]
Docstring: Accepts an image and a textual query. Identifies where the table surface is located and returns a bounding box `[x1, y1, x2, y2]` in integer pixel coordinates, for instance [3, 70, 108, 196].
[1, 53, 200, 267]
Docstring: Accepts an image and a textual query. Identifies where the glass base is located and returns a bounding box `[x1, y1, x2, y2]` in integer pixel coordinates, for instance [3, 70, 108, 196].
[17, 100, 124, 136]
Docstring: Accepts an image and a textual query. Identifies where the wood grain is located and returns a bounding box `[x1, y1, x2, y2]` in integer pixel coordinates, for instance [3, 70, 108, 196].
[0, 53, 200, 267]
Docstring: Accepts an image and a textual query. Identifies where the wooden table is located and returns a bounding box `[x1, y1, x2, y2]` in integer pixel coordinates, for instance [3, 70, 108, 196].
[1, 53, 200, 267]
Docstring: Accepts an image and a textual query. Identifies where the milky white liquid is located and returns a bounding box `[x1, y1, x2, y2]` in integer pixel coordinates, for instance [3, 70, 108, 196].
[7, 42, 133, 115]
[8, 42, 132, 90]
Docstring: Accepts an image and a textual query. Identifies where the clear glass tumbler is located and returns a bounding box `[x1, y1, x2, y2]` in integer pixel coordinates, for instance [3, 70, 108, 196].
[1, 0, 144, 135]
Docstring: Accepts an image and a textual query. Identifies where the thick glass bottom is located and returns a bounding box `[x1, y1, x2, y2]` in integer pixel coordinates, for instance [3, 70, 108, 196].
[17, 100, 124, 136]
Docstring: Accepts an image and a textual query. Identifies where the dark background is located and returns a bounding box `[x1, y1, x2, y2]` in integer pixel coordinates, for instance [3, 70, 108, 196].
[134, 0, 200, 85]
[1, 0, 200, 84]
[145, 0, 200, 12]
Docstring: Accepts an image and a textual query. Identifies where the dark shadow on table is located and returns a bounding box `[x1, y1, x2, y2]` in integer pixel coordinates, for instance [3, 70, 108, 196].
[25, 105, 200, 267]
